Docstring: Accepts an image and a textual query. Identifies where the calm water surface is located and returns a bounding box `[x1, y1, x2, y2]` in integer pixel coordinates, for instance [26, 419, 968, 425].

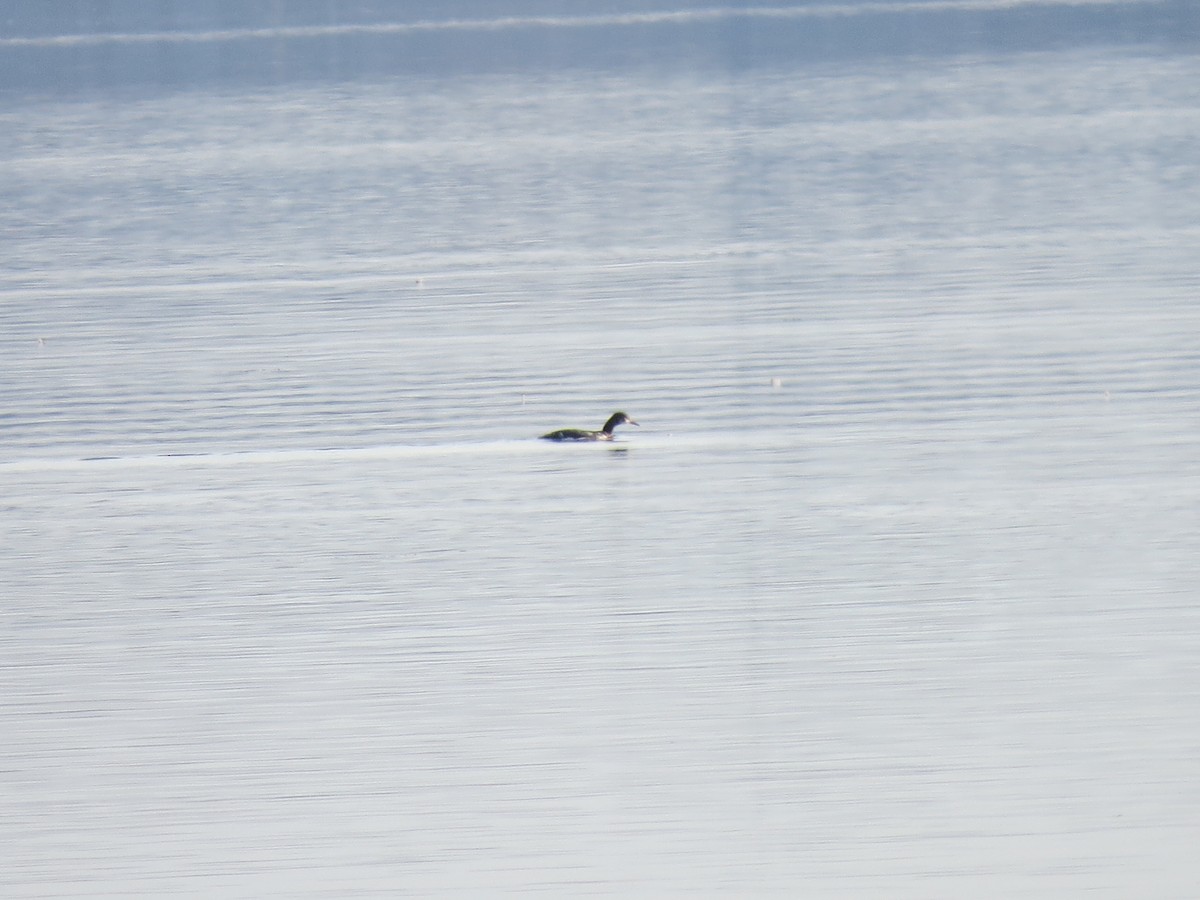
[2, 22, 1199, 898]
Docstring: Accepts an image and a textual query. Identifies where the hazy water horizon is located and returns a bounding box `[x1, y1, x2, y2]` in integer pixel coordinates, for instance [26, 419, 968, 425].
[3, 6, 1199, 896]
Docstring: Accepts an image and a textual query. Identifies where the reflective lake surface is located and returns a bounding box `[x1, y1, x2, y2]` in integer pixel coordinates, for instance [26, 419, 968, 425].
[2, 5, 1199, 897]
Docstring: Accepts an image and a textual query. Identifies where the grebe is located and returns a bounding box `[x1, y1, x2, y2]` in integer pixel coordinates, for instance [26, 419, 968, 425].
[540, 412, 639, 442]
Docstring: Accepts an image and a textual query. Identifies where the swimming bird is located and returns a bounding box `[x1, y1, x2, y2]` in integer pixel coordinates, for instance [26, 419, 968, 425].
[540, 411, 639, 442]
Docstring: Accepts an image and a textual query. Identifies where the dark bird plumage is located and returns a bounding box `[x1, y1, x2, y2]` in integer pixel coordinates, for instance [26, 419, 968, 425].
[540, 411, 639, 442]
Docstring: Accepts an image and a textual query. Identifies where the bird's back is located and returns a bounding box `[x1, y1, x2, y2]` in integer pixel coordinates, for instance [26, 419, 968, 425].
[540, 428, 604, 442]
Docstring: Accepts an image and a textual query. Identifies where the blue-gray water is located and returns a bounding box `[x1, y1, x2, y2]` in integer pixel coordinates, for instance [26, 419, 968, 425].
[2, 4, 1199, 897]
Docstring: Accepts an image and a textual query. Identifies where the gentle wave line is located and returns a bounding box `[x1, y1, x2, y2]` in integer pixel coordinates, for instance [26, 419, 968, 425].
[0, 0, 1160, 49]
